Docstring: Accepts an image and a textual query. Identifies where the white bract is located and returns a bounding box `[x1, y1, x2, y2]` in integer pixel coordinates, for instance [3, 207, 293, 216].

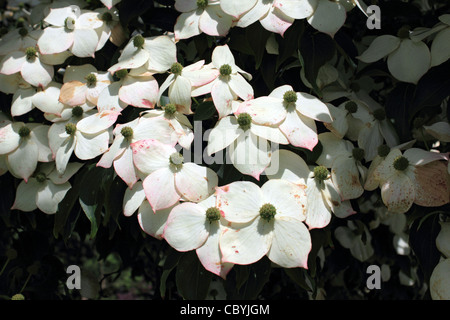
[174, 0, 233, 40]
[38, 5, 104, 58]
[233, 0, 318, 36]
[207, 112, 288, 180]
[217, 179, 311, 268]
[192, 45, 253, 119]
[59, 64, 113, 106]
[316, 132, 366, 200]
[98, 68, 160, 111]
[131, 139, 218, 211]
[158, 60, 219, 114]
[265, 149, 355, 229]
[357, 28, 431, 84]
[0, 120, 52, 181]
[163, 194, 234, 279]
[237, 84, 332, 151]
[108, 34, 177, 75]
[97, 116, 177, 188]
[49, 110, 118, 174]
[368, 148, 450, 213]
[11, 162, 83, 214]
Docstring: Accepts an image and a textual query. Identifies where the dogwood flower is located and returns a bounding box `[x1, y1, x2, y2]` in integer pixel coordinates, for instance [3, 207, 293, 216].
[0, 73, 31, 95]
[369, 148, 450, 213]
[0, 27, 41, 56]
[324, 99, 373, 141]
[59, 64, 113, 106]
[98, 68, 159, 111]
[163, 194, 234, 279]
[316, 132, 366, 200]
[411, 14, 450, 67]
[436, 222, 450, 260]
[140, 105, 194, 150]
[306, 0, 347, 37]
[217, 179, 311, 268]
[207, 112, 288, 179]
[357, 26, 431, 84]
[131, 139, 218, 211]
[108, 34, 177, 75]
[49, 109, 118, 174]
[265, 149, 355, 229]
[0, 120, 52, 181]
[174, 0, 233, 40]
[233, 0, 318, 36]
[137, 200, 178, 241]
[158, 60, 219, 114]
[191, 45, 253, 119]
[334, 220, 374, 262]
[37, 5, 103, 58]
[430, 258, 450, 300]
[0, 45, 54, 88]
[11, 162, 83, 214]
[357, 107, 399, 162]
[97, 116, 177, 188]
[237, 84, 332, 151]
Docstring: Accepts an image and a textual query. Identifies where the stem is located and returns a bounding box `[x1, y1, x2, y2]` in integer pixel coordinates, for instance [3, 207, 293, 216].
[19, 272, 32, 294]
[0, 258, 10, 277]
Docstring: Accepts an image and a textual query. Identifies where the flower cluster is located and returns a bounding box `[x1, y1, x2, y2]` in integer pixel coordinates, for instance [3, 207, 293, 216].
[0, 0, 449, 295]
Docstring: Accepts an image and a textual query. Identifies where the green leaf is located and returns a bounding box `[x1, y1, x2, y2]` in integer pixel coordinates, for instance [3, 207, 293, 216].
[78, 165, 110, 239]
[284, 268, 312, 292]
[175, 251, 212, 300]
[409, 213, 442, 282]
[160, 248, 183, 299]
[410, 60, 450, 119]
[193, 100, 216, 121]
[385, 82, 416, 142]
[227, 257, 272, 299]
[299, 29, 336, 97]
[276, 20, 304, 71]
[245, 23, 271, 70]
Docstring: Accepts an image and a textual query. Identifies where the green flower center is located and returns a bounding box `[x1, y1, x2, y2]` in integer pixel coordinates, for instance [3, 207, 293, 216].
[18, 126, 30, 138]
[121, 126, 134, 140]
[259, 203, 276, 222]
[164, 103, 177, 118]
[205, 207, 221, 223]
[283, 90, 297, 104]
[393, 156, 409, 171]
[219, 64, 232, 76]
[373, 108, 386, 121]
[352, 147, 365, 161]
[35, 172, 47, 183]
[197, 0, 208, 9]
[64, 17, 76, 30]
[18, 27, 28, 37]
[377, 144, 390, 158]
[11, 294, 25, 300]
[100, 12, 113, 23]
[345, 101, 358, 114]
[71, 106, 83, 118]
[169, 152, 184, 170]
[237, 113, 252, 131]
[133, 34, 145, 49]
[114, 69, 128, 80]
[65, 123, 77, 135]
[397, 26, 410, 39]
[314, 165, 329, 181]
[25, 47, 37, 60]
[170, 62, 183, 76]
[85, 73, 97, 87]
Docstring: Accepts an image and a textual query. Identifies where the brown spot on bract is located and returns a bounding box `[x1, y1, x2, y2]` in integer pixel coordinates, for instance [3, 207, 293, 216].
[414, 161, 450, 206]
